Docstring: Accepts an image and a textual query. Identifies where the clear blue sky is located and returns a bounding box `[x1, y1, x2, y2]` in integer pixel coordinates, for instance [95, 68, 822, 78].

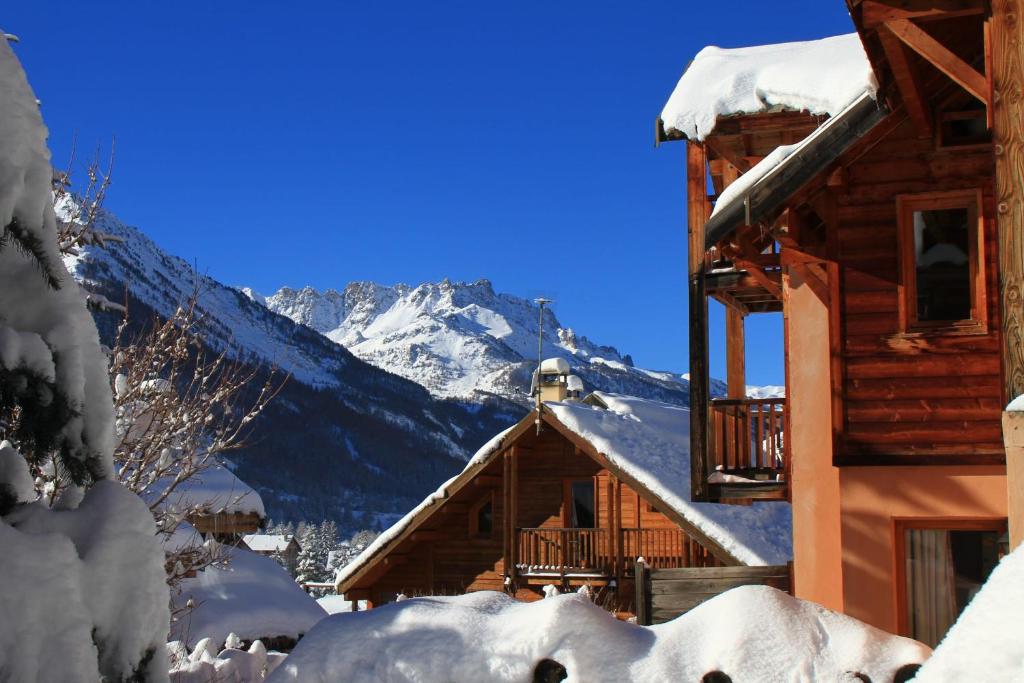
[5, 1, 855, 385]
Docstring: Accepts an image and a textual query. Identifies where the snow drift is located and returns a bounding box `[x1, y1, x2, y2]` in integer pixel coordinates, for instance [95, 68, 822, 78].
[269, 587, 929, 682]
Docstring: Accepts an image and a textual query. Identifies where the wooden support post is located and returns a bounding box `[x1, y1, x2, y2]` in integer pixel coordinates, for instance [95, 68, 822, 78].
[502, 450, 511, 582]
[687, 140, 711, 501]
[613, 477, 623, 584]
[510, 446, 519, 580]
[726, 307, 746, 399]
[992, 0, 1024, 547]
[634, 560, 650, 626]
[991, 0, 1024, 404]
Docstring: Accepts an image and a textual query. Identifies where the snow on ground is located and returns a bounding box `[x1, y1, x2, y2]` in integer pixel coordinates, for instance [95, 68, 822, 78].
[549, 393, 791, 565]
[173, 546, 326, 649]
[269, 587, 928, 683]
[1, 479, 170, 682]
[660, 33, 876, 141]
[912, 543, 1024, 681]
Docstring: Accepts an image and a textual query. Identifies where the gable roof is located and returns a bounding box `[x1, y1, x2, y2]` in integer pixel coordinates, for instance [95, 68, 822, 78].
[242, 534, 298, 553]
[336, 393, 791, 593]
[659, 33, 877, 142]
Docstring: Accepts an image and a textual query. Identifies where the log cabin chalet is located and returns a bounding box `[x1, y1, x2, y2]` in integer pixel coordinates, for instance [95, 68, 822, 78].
[335, 364, 790, 613]
[657, 0, 1024, 648]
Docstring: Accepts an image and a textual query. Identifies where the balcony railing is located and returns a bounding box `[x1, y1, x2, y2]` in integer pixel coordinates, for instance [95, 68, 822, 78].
[516, 528, 610, 573]
[516, 528, 715, 577]
[708, 397, 787, 481]
[621, 528, 716, 572]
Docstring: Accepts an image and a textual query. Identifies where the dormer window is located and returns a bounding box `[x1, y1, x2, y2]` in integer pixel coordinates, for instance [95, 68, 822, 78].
[897, 190, 986, 333]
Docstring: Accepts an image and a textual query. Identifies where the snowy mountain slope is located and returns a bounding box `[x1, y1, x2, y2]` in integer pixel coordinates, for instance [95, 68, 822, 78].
[61, 203, 522, 529]
[254, 280, 713, 406]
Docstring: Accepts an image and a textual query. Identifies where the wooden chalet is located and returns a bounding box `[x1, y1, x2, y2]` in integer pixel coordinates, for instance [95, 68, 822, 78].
[243, 533, 302, 574]
[171, 463, 265, 542]
[658, 0, 1024, 647]
[335, 385, 791, 614]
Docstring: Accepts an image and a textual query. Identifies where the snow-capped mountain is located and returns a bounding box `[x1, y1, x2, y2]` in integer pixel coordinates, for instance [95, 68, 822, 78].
[61, 202, 521, 530]
[251, 280, 708, 406]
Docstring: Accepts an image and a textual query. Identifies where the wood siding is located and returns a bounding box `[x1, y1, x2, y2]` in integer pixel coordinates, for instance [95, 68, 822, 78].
[835, 115, 1003, 464]
[350, 427, 720, 608]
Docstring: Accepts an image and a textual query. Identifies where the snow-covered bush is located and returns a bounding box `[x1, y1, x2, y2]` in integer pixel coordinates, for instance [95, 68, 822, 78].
[167, 636, 287, 682]
[0, 35, 170, 681]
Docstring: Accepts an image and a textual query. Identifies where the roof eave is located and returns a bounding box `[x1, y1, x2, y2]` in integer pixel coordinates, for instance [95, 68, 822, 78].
[703, 93, 889, 251]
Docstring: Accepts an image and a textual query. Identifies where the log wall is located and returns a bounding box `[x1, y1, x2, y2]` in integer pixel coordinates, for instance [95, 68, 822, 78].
[835, 116, 1004, 464]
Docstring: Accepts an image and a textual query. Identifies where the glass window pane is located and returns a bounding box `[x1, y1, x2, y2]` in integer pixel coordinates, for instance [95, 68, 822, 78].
[477, 500, 492, 536]
[570, 481, 594, 528]
[913, 207, 971, 322]
[905, 527, 1000, 647]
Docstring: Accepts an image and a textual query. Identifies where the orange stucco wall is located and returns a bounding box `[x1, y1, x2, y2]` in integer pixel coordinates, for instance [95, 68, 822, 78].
[838, 465, 1007, 633]
[785, 269, 844, 612]
[785, 262, 1009, 634]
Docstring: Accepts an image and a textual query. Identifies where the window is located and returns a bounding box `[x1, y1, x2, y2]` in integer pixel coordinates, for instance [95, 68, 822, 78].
[896, 519, 1006, 647]
[937, 108, 990, 148]
[469, 495, 493, 538]
[897, 190, 985, 332]
[569, 480, 595, 529]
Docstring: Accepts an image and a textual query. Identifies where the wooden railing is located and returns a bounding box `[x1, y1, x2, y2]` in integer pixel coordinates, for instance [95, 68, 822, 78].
[517, 528, 609, 572]
[516, 528, 716, 576]
[621, 528, 716, 571]
[708, 397, 786, 478]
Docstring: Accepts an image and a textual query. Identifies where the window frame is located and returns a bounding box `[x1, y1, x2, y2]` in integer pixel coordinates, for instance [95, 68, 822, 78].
[892, 516, 1007, 639]
[468, 493, 494, 540]
[896, 189, 987, 335]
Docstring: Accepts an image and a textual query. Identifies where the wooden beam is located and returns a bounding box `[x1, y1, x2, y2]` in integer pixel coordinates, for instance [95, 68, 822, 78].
[687, 141, 711, 502]
[861, 0, 986, 28]
[991, 0, 1024, 402]
[726, 307, 746, 399]
[510, 446, 519, 581]
[704, 136, 751, 173]
[878, 22, 934, 137]
[502, 449, 511, 581]
[884, 18, 989, 105]
[732, 259, 783, 300]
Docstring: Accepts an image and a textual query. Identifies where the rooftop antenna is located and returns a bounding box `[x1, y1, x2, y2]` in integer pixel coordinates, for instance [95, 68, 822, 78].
[534, 297, 552, 433]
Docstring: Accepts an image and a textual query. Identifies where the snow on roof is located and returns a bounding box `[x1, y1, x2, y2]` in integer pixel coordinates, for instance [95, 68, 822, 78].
[335, 426, 515, 589]
[566, 375, 584, 393]
[912, 542, 1023, 681]
[660, 33, 876, 141]
[157, 462, 265, 518]
[548, 392, 791, 566]
[172, 546, 326, 649]
[270, 587, 929, 682]
[540, 357, 570, 375]
[243, 534, 295, 553]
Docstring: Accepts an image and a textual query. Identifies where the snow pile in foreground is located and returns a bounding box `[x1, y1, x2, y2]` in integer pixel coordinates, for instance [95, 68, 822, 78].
[269, 587, 928, 682]
[0, 478, 170, 681]
[913, 543, 1024, 681]
[173, 546, 326, 649]
[549, 393, 791, 565]
[660, 33, 876, 141]
[167, 636, 287, 682]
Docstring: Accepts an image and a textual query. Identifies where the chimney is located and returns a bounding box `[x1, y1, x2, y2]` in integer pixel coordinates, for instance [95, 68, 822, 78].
[533, 358, 571, 403]
[566, 375, 584, 400]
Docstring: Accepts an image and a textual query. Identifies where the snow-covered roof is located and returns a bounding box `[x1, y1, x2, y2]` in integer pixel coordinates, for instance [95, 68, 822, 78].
[335, 426, 514, 589]
[156, 462, 265, 518]
[660, 33, 877, 141]
[337, 393, 791, 591]
[548, 392, 791, 565]
[275, 587, 929, 682]
[172, 546, 326, 648]
[243, 534, 296, 553]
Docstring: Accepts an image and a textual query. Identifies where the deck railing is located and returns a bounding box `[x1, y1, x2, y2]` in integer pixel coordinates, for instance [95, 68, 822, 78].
[516, 528, 717, 576]
[621, 528, 716, 572]
[708, 397, 786, 478]
[517, 528, 610, 572]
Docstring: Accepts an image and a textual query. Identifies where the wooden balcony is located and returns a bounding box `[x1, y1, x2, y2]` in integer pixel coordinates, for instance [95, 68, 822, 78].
[515, 527, 715, 580]
[707, 397, 788, 501]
